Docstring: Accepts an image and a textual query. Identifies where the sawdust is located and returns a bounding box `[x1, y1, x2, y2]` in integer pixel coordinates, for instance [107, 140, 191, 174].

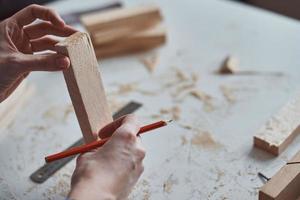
[175, 68, 189, 82]
[44, 179, 70, 198]
[191, 131, 221, 149]
[63, 104, 74, 122]
[117, 83, 137, 95]
[220, 85, 236, 104]
[190, 89, 215, 112]
[29, 125, 47, 131]
[141, 179, 151, 200]
[216, 169, 225, 182]
[140, 54, 159, 73]
[178, 123, 193, 130]
[163, 174, 178, 193]
[181, 135, 188, 145]
[160, 105, 181, 121]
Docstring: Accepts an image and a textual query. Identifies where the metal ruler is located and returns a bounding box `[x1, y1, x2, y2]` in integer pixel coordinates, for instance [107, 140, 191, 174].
[30, 101, 142, 183]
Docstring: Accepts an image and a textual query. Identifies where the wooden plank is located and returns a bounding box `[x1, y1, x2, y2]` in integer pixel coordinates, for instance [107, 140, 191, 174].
[254, 94, 300, 155]
[55, 32, 112, 143]
[94, 24, 166, 59]
[259, 150, 300, 200]
[80, 5, 162, 45]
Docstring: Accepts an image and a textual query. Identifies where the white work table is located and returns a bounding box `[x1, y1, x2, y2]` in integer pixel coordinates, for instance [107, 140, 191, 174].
[1, 0, 300, 199]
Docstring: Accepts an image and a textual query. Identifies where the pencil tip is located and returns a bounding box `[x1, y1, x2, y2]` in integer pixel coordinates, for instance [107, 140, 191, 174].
[167, 119, 173, 123]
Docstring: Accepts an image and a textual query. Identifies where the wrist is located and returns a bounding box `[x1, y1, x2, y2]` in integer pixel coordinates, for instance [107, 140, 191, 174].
[68, 179, 117, 200]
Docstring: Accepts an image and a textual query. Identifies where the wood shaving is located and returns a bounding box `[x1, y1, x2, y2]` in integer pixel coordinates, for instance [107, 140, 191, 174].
[160, 106, 181, 121]
[220, 85, 236, 104]
[179, 123, 193, 130]
[190, 89, 215, 112]
[174, 83, 195, 94]
[191, 130, 221, 149]
[163, 174, 178, 193]
[117, 83, 137, 95]
[175, 68, 189, 81]
[140, 54, 159, 73]
[219, 56, 239, 74]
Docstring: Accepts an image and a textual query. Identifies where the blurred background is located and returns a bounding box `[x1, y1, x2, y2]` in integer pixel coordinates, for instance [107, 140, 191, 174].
[1, 0, 300, 21]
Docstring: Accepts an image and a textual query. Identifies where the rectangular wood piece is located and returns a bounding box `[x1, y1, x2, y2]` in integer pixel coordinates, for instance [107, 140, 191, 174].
[80, 5, 162, 45]
[254, 94, 300, 155]
[55, 32, 112, 143]
[259, 150, 300, 200]
[94, 24, 166, 58]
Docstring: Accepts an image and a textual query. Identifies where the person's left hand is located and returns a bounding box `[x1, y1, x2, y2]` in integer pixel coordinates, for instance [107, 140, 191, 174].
[0, 4, 77, 102]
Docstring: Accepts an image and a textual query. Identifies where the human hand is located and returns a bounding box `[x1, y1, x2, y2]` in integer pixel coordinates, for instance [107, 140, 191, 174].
[68, 115, 146, 200]
[0, 4, 77, 102]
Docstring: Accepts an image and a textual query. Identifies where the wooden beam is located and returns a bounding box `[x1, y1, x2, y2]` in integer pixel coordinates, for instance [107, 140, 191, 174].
[80, 5, 162, 45]
[259, 150, 300, 200]
[55, 32, 112, 143]
[94, 24, 166, 59]
[254, 94, 300, 155]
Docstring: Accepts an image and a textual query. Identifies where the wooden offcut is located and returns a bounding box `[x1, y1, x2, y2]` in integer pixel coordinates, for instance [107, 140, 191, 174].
[94, 24, 166, 58]
[218, 56, 239, 74]
[254, 94, 300, 156]
[259, 150, 300, 200]
[80, 5, 162, 45]
[55, 32, 112, 143]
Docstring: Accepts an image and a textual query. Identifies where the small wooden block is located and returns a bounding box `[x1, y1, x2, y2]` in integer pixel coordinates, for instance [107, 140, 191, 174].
[94, 24, 166, 59]
[218, 56, 239, 74]
[259, 150, 300, 200]
[80, 5, 162, 45]
[254, 94, 300, 155]
[55, 32, 112, 143]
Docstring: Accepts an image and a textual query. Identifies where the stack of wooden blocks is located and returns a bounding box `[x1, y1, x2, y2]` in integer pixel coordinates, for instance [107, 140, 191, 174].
[80, 5, 166, 59]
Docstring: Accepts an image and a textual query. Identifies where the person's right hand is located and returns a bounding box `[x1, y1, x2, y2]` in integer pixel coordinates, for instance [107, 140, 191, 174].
[68, 114, 146, 200]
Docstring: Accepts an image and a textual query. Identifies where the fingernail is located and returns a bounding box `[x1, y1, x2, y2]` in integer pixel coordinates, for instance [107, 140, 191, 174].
[56, 57, 69, 69]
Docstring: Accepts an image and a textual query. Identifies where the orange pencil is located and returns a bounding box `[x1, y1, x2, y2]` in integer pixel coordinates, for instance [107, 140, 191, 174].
[45, 120, 171, 163]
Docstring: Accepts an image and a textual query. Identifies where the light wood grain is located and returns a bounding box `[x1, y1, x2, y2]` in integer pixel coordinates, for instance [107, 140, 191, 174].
[259, 150, 300, 200]
[254, 94, 300, 155]
[55, 32, 112, 143]
[94, 24, 166, 59]
[80, 5, 162, 45]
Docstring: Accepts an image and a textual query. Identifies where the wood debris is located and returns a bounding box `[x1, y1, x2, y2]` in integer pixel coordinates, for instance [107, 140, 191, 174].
[220, 85, 236, 104]
[218, 56, 239, 74]
[160, 105, 181, 121]
[191, 130, 221, 149]
[140, 54, 159, 73]
[175, 68, 189, 82]
[163, 174, 178, 193]
[190, 89, 215, 112]
[117, 83, 137, 95]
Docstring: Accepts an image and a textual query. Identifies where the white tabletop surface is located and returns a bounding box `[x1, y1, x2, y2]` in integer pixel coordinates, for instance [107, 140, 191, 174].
[1, 0, 300, 199]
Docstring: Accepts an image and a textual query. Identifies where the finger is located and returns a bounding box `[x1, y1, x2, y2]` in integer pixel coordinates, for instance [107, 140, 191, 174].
[98, 116, 126, 138]
[134, 139, 146, 162]
[12, 4, 65, 27]
[98, 114, 140, 138]
[15, 53, 70, 72]
[30, 36, 59, 52]
[110, 116, 140, 144]
[24, 22, 77, 39]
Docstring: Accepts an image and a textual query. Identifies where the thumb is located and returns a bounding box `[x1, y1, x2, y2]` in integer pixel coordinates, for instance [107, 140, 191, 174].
[17, 53, 70, 72]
